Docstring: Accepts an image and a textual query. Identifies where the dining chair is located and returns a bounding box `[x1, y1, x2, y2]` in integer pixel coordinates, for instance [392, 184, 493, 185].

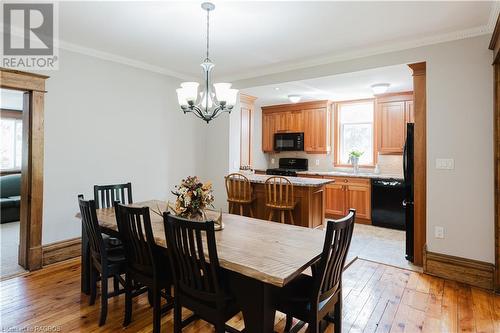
[78, 195, 127, 326]
[274, 209, 356, 333]
[115, 203, 173, 333]
[264, 176, 297, 224]
[225, 173, 255, 217]
[163, 213, 241, 333]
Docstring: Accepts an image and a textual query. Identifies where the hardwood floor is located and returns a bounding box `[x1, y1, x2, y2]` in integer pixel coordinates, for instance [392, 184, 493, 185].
[1, 258, 499, 332]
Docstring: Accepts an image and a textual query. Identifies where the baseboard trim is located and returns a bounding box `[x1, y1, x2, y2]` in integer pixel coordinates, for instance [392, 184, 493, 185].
[42, 237, 81, 266]
[424, 247, 494, 290]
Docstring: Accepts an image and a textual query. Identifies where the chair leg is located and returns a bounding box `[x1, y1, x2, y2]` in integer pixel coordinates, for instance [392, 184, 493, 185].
[228, 203, 233, 214]
[280, 210, 285, 224]
[147, 288, 154, 307]
[268, 209, 274, 221]
[99, 273, 108, 326]
[152, 287, 161, 333]
[173, 296, 182, 333]
[239, 204, 244, 216]
[123, 274, 132, 326]
[215, 320, 226, 333]
[333, 296, 342, 333]
[289, 210, 295, 225]
[249, 205, 254, 218]
[113, 275, 119, 293]
[89, 264, 97, 306]
[284, 315, 293, 332]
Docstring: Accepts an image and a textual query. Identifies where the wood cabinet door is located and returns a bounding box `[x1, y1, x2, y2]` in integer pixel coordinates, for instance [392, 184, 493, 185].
[304, 108, 329, 153]
[274, 112, 288, 133]
[262, 113, 275, 152]
[346, 184, 371, 220]
[325, 184, 346, 216]
[378, 101, 406, 154]
[286, 111, 304, 132]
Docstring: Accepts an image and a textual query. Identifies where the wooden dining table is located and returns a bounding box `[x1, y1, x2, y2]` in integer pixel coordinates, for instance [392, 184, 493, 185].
[77, 200, 350, 332]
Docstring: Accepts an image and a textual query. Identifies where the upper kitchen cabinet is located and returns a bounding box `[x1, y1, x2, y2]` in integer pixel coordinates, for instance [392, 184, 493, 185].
[261, 100, 331, 154]
[376, 92, 414, 154]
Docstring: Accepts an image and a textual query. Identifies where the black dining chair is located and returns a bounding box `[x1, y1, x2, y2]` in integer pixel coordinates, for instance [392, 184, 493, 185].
[78, 195, 127, 326]
[275, 209, 356, 333]
[163, 213, 241, 333]
[94, 182, 133, 209]
[115, 203, 173, 333]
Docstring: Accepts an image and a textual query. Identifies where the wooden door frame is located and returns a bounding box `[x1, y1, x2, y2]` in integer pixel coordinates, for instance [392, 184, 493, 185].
[0, 68, 48, 271]
[408, 62, 426, 266]
[490, 15, 500, 292]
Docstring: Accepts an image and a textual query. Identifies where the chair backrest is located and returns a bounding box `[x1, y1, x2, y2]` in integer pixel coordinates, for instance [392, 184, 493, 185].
[265, 176, 294, 207]
[115, 203, 157, 277]
[94, 182, 133, 209]
[313, 209, 356, 305]
[225, 173, 252, 202]
[78, 195, 106, 264]
[163, 212, 223, 305]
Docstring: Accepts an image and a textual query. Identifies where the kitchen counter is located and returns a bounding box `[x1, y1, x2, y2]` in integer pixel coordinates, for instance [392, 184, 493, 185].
[245, 174, 334, 187]
[253, 169, 403, 180]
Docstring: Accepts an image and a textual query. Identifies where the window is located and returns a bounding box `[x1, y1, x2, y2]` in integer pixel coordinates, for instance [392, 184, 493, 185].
[0, 113, 23, 171]
[335, 100, 375, 166]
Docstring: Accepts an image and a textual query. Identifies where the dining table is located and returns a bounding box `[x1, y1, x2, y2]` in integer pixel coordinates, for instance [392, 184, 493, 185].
[77, 199, 355, 333]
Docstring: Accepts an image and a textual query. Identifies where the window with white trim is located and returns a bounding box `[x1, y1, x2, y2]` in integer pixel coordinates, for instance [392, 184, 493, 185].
[336, 100, 375, 166]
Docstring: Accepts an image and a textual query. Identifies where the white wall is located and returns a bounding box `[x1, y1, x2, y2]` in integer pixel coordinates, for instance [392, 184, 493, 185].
[220, 35, 494, 263]
[42, 49, 205, 244]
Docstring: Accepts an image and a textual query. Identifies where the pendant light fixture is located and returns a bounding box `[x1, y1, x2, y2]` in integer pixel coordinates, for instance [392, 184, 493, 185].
[176, 2, 238, 123]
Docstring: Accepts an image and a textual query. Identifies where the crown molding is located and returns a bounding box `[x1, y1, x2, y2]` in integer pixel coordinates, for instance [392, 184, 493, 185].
[57, 40, 195, 81]
[222, 24, 493, 82]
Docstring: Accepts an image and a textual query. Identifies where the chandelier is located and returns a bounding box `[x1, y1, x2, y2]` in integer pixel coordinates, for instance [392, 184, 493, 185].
[176, 2, 238, 123]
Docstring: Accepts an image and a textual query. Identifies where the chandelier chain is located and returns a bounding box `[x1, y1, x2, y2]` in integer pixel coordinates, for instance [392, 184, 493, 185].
[206, 8, 210, 60]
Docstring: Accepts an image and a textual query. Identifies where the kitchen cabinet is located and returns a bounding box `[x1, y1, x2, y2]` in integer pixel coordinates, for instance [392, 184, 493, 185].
[262, 113, 276, 152]
[261, 100, 331, 154]
[304, 107, 331, 153]
[324, 177, 371, 222]
[376, 92, 414, 154]
[240, 94, 256, 167]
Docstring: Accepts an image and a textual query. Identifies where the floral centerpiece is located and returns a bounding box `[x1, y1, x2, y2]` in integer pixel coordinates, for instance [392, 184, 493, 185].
[171, 176, 215, 219]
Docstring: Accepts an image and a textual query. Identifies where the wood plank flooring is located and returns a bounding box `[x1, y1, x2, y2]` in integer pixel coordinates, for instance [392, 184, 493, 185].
[0, 258, 498, 332]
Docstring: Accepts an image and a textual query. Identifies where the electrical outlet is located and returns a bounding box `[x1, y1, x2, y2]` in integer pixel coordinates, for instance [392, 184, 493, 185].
[271, 158, 275, 164]
[315, 159, 320, 166]
[435, 158, 454, 170]
[434, 226, 444, 239]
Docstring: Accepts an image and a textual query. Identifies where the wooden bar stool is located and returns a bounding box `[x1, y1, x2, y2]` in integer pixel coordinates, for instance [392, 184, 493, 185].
[265, 176, 297, 225]
[225, 173, 255, 217]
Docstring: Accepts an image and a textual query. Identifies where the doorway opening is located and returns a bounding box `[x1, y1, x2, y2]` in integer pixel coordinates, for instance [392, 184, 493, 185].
[0, 88, 27, 279]
[238, 62, 426, 271]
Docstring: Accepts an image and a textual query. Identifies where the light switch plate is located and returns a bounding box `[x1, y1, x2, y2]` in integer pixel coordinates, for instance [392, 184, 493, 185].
[315, 159, 320, 166]
[271, 158, 275, 165]
[434, 226, 444, 239]
[435, 158, 454, 170]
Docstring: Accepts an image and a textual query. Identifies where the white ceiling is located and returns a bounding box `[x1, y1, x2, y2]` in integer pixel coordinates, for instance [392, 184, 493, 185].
[50, 1, 497, 80]
[242, 64, 413, 105]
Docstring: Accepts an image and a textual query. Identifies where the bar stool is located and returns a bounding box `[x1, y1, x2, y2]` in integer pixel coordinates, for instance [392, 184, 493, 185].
[265, 176, 297, 224]
[225, 173, 255, 217]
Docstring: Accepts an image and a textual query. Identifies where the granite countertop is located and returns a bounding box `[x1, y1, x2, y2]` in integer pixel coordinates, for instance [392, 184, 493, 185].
[253, 169, 403, 180]
[245, 174, 334, 187]
[297, 170, 404, 180]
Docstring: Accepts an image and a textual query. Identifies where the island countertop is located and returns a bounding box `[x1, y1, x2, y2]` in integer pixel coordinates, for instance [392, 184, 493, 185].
[244, 174, 334, 187]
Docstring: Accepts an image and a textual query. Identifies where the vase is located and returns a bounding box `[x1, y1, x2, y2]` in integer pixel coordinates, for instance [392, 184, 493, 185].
[350, 156, 360, 174]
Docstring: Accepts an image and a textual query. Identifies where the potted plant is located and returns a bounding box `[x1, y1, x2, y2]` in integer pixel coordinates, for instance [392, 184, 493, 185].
[348, 150, 364, 174]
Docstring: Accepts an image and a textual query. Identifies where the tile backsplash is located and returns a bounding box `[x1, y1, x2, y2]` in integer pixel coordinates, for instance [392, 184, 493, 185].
[266, 152, 403, 175]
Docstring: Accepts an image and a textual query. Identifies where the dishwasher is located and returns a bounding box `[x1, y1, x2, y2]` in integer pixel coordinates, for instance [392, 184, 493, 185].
[371, 178, 405, 230]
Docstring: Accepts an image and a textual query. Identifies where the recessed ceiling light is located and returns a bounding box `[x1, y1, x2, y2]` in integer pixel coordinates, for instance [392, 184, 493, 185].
[274, 87, 280, 91]
[371, 83, 390, 95]
[288, 94, 301, 103]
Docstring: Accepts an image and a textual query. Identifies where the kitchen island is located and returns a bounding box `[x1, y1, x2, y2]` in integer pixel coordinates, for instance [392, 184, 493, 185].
[240, 174, 334, 228]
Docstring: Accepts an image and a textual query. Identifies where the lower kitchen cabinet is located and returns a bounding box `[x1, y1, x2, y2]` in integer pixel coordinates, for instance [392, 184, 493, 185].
[324, 177, 371, 223]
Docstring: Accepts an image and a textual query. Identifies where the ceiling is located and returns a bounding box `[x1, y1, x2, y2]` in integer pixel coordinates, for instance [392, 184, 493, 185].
[242, 64, 413, 105]
[46, 2, 498, 80]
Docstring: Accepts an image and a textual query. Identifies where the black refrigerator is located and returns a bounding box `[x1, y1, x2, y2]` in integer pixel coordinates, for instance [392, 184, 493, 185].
[403, 123, 415, 262]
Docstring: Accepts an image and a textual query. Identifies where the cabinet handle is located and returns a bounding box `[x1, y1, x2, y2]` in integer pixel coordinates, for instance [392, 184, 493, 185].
[344, 179, 348, 183]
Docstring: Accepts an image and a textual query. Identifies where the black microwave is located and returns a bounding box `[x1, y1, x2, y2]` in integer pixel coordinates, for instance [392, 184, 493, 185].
[274, 132, 304, 151]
